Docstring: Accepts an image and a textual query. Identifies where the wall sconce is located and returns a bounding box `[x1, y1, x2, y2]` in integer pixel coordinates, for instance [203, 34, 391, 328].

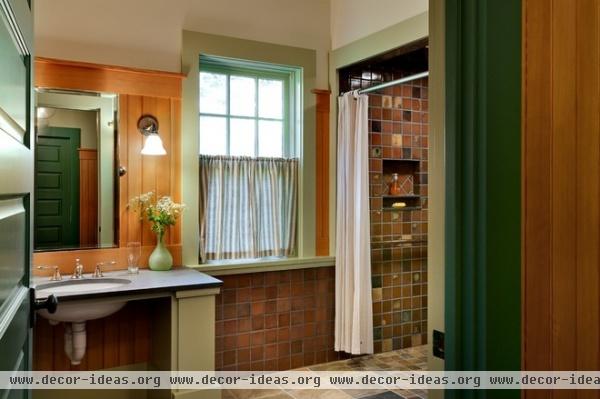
[36, 106, 56, 127]
[138, 115, 166, 156]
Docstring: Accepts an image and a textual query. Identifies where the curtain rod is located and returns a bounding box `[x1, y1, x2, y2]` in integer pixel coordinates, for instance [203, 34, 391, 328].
[342, 71, 429, 96]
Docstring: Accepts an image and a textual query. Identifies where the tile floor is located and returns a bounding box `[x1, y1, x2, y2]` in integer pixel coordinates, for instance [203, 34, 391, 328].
[223, 345, 428, 399]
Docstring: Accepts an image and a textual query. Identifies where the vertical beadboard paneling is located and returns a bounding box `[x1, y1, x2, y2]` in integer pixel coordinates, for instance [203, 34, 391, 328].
[524, 1, 600, 398]
[575, 4, 600, 399]
[127, 95, 145, 246]
[551, 3, 577, 399]
[523, 0, 553, 382]
[170, 99, 182, 246]
[34, 303, 152, 371]
[156, 97, 173, 244]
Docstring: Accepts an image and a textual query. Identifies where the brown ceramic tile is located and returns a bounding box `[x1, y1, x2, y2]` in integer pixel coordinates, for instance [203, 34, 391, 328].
[216, 63, 428, 373]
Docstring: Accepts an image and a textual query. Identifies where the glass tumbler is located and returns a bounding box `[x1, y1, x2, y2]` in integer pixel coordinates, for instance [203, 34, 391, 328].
[127, 242, 141, 274]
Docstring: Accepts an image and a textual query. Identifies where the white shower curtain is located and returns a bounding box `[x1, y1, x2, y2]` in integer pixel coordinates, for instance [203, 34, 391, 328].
[334, 91, 373, 355]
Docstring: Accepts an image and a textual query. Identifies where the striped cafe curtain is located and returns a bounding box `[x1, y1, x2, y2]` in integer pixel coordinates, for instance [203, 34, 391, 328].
[199, 155, 298, 261]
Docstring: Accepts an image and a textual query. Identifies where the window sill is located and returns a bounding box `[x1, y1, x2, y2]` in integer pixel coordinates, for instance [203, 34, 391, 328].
[187, 256, 335, 276]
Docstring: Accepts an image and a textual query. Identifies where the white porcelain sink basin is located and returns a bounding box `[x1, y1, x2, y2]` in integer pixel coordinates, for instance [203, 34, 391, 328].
[37, 278, 131, 297]
[35, 277, 132, 365]
[36, 278, 131, 323]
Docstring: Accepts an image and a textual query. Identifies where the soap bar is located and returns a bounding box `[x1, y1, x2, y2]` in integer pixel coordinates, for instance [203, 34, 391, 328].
[392, 202, 406, 208]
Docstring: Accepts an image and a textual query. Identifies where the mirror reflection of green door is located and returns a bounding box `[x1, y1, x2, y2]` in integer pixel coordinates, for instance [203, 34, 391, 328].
[35, 127, 80, 249]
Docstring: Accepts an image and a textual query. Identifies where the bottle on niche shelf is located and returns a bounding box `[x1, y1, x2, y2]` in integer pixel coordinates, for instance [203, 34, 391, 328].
[388, 173, 414, 196]
[389, 173, 402, 195]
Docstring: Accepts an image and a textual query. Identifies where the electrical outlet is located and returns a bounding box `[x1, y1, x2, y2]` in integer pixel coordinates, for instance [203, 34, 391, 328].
[433, 330, 445, 359]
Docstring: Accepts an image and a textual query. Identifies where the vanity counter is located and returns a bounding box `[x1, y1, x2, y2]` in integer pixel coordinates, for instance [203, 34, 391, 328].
[33, 267, 223, 301]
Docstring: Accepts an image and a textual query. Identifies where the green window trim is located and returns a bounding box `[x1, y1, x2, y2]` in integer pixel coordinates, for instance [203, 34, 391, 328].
[199, 54, 302, 158]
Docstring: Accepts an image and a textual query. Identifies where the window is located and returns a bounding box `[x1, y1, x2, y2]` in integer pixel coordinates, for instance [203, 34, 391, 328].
[199, 56, 297, 158]
[198, 55, 302, 263]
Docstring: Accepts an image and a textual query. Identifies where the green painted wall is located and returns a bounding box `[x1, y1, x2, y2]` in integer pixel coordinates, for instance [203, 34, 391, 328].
[445, 0, 521, 398]
[181, 31, 318, 265]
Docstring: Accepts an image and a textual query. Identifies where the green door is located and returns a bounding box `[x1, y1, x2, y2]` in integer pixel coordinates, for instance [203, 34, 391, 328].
[0, 0, 34, 398]
[34, 127, 81, 249]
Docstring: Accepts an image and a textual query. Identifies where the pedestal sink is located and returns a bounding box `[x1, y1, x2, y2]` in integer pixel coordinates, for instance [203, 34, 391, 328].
[35, 278, 131, 365]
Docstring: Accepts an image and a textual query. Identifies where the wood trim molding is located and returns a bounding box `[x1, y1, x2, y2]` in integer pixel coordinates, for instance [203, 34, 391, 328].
[78, 148, 97, 160]
[313, 89, 330, 256]
[78, 149, 98, 246]
[35, 57, 185, 99]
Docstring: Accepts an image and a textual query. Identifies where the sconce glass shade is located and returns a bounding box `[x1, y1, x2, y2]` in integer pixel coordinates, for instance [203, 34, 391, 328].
[141, 133, 166, 156]
[36, 107, 56, 119]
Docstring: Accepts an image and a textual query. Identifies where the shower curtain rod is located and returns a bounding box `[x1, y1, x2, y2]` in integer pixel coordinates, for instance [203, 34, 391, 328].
[342, 71, 429, 96]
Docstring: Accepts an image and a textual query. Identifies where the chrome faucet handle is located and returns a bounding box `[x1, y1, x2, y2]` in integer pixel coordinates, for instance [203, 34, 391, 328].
[37, 265, 62, 281]
[93, 263, 104, 278]
[92, 261, 117, 278]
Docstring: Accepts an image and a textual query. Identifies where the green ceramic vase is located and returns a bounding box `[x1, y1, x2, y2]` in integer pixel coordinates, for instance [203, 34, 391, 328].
[148, 233, 173, 271]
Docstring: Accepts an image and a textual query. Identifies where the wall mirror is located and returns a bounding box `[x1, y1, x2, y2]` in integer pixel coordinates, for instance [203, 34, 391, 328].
[34, 88, 119, 251]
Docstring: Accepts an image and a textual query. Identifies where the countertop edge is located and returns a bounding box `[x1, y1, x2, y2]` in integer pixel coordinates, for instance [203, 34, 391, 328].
[33, 267, 223, 302]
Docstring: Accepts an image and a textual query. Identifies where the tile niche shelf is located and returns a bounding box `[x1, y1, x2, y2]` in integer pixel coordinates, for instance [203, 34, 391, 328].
[381, 158, 420, 174]
[381, 194, 421, 212]
[380, 158, 422, 211]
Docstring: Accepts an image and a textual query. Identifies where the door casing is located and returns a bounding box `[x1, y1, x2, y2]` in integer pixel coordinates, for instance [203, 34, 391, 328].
[445, 1, 522, 398]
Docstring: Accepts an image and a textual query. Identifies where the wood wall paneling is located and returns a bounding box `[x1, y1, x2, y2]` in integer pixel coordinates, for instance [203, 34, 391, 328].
[313, 89, 330, 256]
[78, 149, 98, 246]
[35, 57, 184, 98]
[33, 302, 152, 371]
[523, 0, 554, 382]
[32, 58, 183, 372]
[575, 0, 600, 386]
[119, 94, 182, 248]
[523, 1, 600, 398]
[33, 58, 183, 274]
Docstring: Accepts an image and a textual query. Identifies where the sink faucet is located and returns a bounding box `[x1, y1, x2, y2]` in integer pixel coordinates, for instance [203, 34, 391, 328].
[37, 265, 62, 281]
[71, 258, 84, 279]
[92, 261, 116, 278]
